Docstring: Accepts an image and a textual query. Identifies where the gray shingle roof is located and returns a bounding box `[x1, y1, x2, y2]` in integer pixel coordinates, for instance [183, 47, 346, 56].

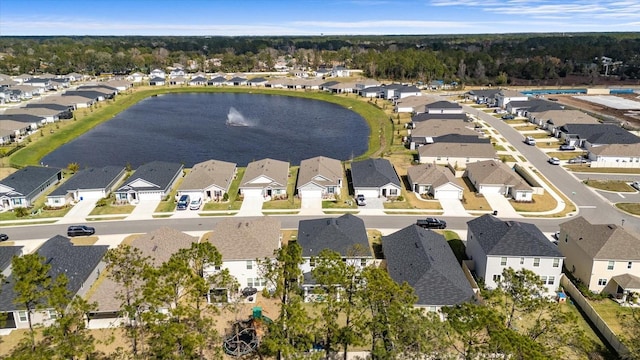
[425, 101, 462, 110]
[0, 246, 23, 272]
[206, 216, 281, 260]
[0, 114, 46, 124]
[412, 113, 469, 122]
[412, 120, 478, 138]
[297, 214, 371, 258]
[49, 166, 125, 196]
[0, 235, 108, 311]
[117, 161, 183, 192]
[0, 166, 61, 197]
[559, 216, 640, 260]
[382, 225, 475, 306]
[350, 158, 401, 188]
[467, 214, 563, 257]
[560, 124, 640, 145]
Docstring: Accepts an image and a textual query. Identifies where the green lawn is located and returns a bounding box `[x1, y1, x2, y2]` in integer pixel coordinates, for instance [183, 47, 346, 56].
[203, 167, 245, 211]
[89, 203, 135, 215]
[615, 203, 640, 215]
[443, 230, 467, 264]
[547, 151, 587, 160]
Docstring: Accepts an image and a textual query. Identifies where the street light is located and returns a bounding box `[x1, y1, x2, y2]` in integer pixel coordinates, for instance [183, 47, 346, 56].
[622, 219, 625, 227]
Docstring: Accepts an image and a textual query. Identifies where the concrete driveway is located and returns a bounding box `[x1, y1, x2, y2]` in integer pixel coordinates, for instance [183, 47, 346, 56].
[58, 199, 98, 224]
[126, 200, 161, 220]
[440, 199, 469, 216]
[483, 194, 520, 218]
[357, 196, 386, 215]
[299, 196, 322, 215]
[237, 195, 264, 217]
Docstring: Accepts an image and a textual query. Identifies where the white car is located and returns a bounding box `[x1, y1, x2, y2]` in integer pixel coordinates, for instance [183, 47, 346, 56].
[189, 198, 202, 210]
[632, 181, 640, 191]
[548, 157, 561, 165]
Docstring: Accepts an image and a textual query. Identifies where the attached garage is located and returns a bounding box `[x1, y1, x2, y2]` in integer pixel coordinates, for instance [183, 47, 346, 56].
[433, 183, 463, 200]
[299, 188, 322, 199]
[355, 188, 380, 198]
[77, 189, 107, 200]
[241, 188, 263, 198]
[478, 185, 504, 195]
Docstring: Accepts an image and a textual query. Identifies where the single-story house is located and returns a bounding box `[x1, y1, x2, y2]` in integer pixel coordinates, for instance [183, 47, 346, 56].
[247, 77, 268, 87]
[350, 158, 402, 199]
[559, 123, 640, 148]
[466, 214, 564, 295]
[0, 166, 62, 210]
[188, 76, 207, 86]
[408, 119, 480, 149]
[506, 99, 563, 117]
[407, 163, 463, 200]
[168, 76, 186, 85]
[425, 101, 463, 114]
[465, 89, 500, 106]
[150, 69, 166, 78]
[46, 166, 126, 207]
[528, 109, 599, 135]
[394, 95, 430, 113]
[383, 225, 476, 311]
[496, 89, 528, 108]
[207, 76, 226, 86]
[115, 161, 183, 203]
[227, 77, 248, 86]
[359, 86, 383, 98]
[239, 158, 289, 200]
[418, 142, 497, 167]
[149, 76, 166, 86]
[296, 156, 344, 200]
[464, 160, 533, 201]
[178, 159, 237, 202]
[588, 143, 640, 168]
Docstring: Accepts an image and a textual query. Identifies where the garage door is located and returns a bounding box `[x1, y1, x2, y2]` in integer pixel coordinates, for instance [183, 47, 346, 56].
[480, 185, 502, 195]
[299, 189, 322, 199]
[242, 188, 263, 198]
[356, 189, 379, 198]
[435, 189, 461, 200]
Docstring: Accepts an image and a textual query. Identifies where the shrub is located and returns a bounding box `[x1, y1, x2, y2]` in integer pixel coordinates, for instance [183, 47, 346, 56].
[15, 207, 29, 218]
[396, 195, 404, 201]
[95, 197, 109, 207]
[222, 193, 229, 202]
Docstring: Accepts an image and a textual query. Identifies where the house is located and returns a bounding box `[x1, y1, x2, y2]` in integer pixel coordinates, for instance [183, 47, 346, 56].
[558, 123, 640, 148]
[0, 166, 62, 210]
[464, 160, 533, 202]
[114, 161, 183, 203]
[0, 113, 47, 129]
[46, 166, 126, 207]
[382, 84, 421, 100]
[0, 246, 23, 278]
[168, 76, 186, 86]
[41, 94, 94, 109]
[297, 214, 375, 300]
[355, 79, 381, 92]
[149, 68, 166, 78]
[88, 227, 197, 317]
[227, 77, 248, 86]
[178, 159, 237, 202]
[588, 143, 640, 168]
[247, 77, 268, 87]
[126, 72, 145, 83]
[394, 95, 430, 113]
[411, 113, 469, 124]
[207, 76, 226, 86]
[418, 142, 497, 167]
[203, 217, 281, 301]
[529, 110, 599, 136]
[297, 156, 343, 200]
[466, 214, 564, 294]
[0, 120, 30, 144]
[466, 89, 500, 106]
[169, 68, 185, 78]
[239, 158, 289, 200]
[350, 158, 402, 199]
[105, 79, 133, 92]
[325, 82, 356, 94]
[359, 86, 383, 98]
[409, 119, 481, 149]
[495, 89, 528, 108]
[506, 99, 563, 117]
[425, 101, 464, 114]
[382, 225, 475, 311]
[558, 217, 640, 297]
[149, 76, 166, 86]
[0, 236, 107, 329]
[331, 66, 351, 77]
[3, 107, 62, 123]
[407, 163, 463, 200]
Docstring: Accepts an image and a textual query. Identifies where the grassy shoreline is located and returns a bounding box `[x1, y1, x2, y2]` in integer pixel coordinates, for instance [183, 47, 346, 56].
[8, 86, 390, 168]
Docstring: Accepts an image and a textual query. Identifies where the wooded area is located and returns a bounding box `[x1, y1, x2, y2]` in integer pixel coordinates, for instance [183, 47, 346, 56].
[0, 33, 639, 85]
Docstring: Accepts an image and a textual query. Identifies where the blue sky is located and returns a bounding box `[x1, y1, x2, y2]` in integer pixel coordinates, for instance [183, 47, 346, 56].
[1, 0, 639, 36]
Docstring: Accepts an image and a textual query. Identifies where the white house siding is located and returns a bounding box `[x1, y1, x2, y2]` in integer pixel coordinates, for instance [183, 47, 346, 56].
[512, 190, 533, 202]
[240, 188, 263, 197]
[426, 108, 461, 115]
[138, 190, 164, 201]
[46, 194, 69, 207]
[76, 189, 108, 201]
[434, 184, 463, 200]
[298, 187, 323, 199]
[355, 188, 380, 198]
[419, 155, 496, 167]
[589, 156, 640, 169]
[478, 184, 504, 195]
[398, 91, 421, 99]
[483, 256, 562, 295]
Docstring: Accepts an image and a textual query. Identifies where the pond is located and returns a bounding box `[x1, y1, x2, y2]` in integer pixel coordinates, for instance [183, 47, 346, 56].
[41, 92, 369, 167]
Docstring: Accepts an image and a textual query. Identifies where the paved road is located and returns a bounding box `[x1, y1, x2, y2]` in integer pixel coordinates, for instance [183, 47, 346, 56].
[464, 104, 640, 232]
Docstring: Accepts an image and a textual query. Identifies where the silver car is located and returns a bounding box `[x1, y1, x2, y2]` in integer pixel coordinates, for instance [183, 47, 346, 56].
[548, 157, 561, 165]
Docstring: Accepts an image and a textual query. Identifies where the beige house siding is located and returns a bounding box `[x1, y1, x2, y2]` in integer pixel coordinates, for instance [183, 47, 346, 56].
[558, 229, 595, 290]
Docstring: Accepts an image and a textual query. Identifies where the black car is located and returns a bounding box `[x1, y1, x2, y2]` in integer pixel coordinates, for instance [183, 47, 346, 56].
[0, 234, 8, 242]
[416, 218, 447, 229]
[559, 144, 576, 151]
[67, 225, 96, 237]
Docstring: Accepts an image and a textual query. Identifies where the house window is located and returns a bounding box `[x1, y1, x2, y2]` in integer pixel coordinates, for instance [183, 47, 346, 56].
[598, 278, 607, 286]
[48, 310, 58, 320]
[540, 276, 547, 284]
[214, 265, 221, 271]
[246, 260, 253, 270]
[310, 258, 315, 268]
[520, 257, 524, 265]
[548, 276, 555, 285]
[327, 187, 335, 194]
[629, 262, 633, 269]
[553, 258, 560, 268]
[500, 257, 507, 266]
[493, 274, 501, 282]
[608, 261, 615, 270]
[247, 278, 254, 287]
[360, 259, 367, 267]
[388, 189, 398, 196]
[18, 311, 27, 322]
[533, 258, 540, 267]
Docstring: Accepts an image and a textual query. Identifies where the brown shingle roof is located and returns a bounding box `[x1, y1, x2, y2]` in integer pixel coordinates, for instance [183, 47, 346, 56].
[240, 158, 289, 189]
[532, 110, 599, 127]
[465, 160, 532, 191]
[179, 159, 237, 192]
[407, 163, 458, 189]
[297, 156, 343, 189]
[559, 216, 640, 260]
[412, 119, 477, 138]
[206, 216, 281, 260]
[589, 143, 640, 157]
[418, 142, 496, 158]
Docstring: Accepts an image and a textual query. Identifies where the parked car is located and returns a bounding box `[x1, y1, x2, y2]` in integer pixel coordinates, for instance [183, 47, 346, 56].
[416, 218, 447, 229]
[189, 197, 202, 210]
[568, 157, 589, 164]
[548, 157, 561, 165]
[0, 233, 8, 242]
[632, 181, 640, 191]
[177, 194, 190, 210]
[67, 225, 95, 237]
[501, 114, 515, 120]
[524, 137, 536, 146]
[355, 194, 366, 206]
[559, 144, 576, 151]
